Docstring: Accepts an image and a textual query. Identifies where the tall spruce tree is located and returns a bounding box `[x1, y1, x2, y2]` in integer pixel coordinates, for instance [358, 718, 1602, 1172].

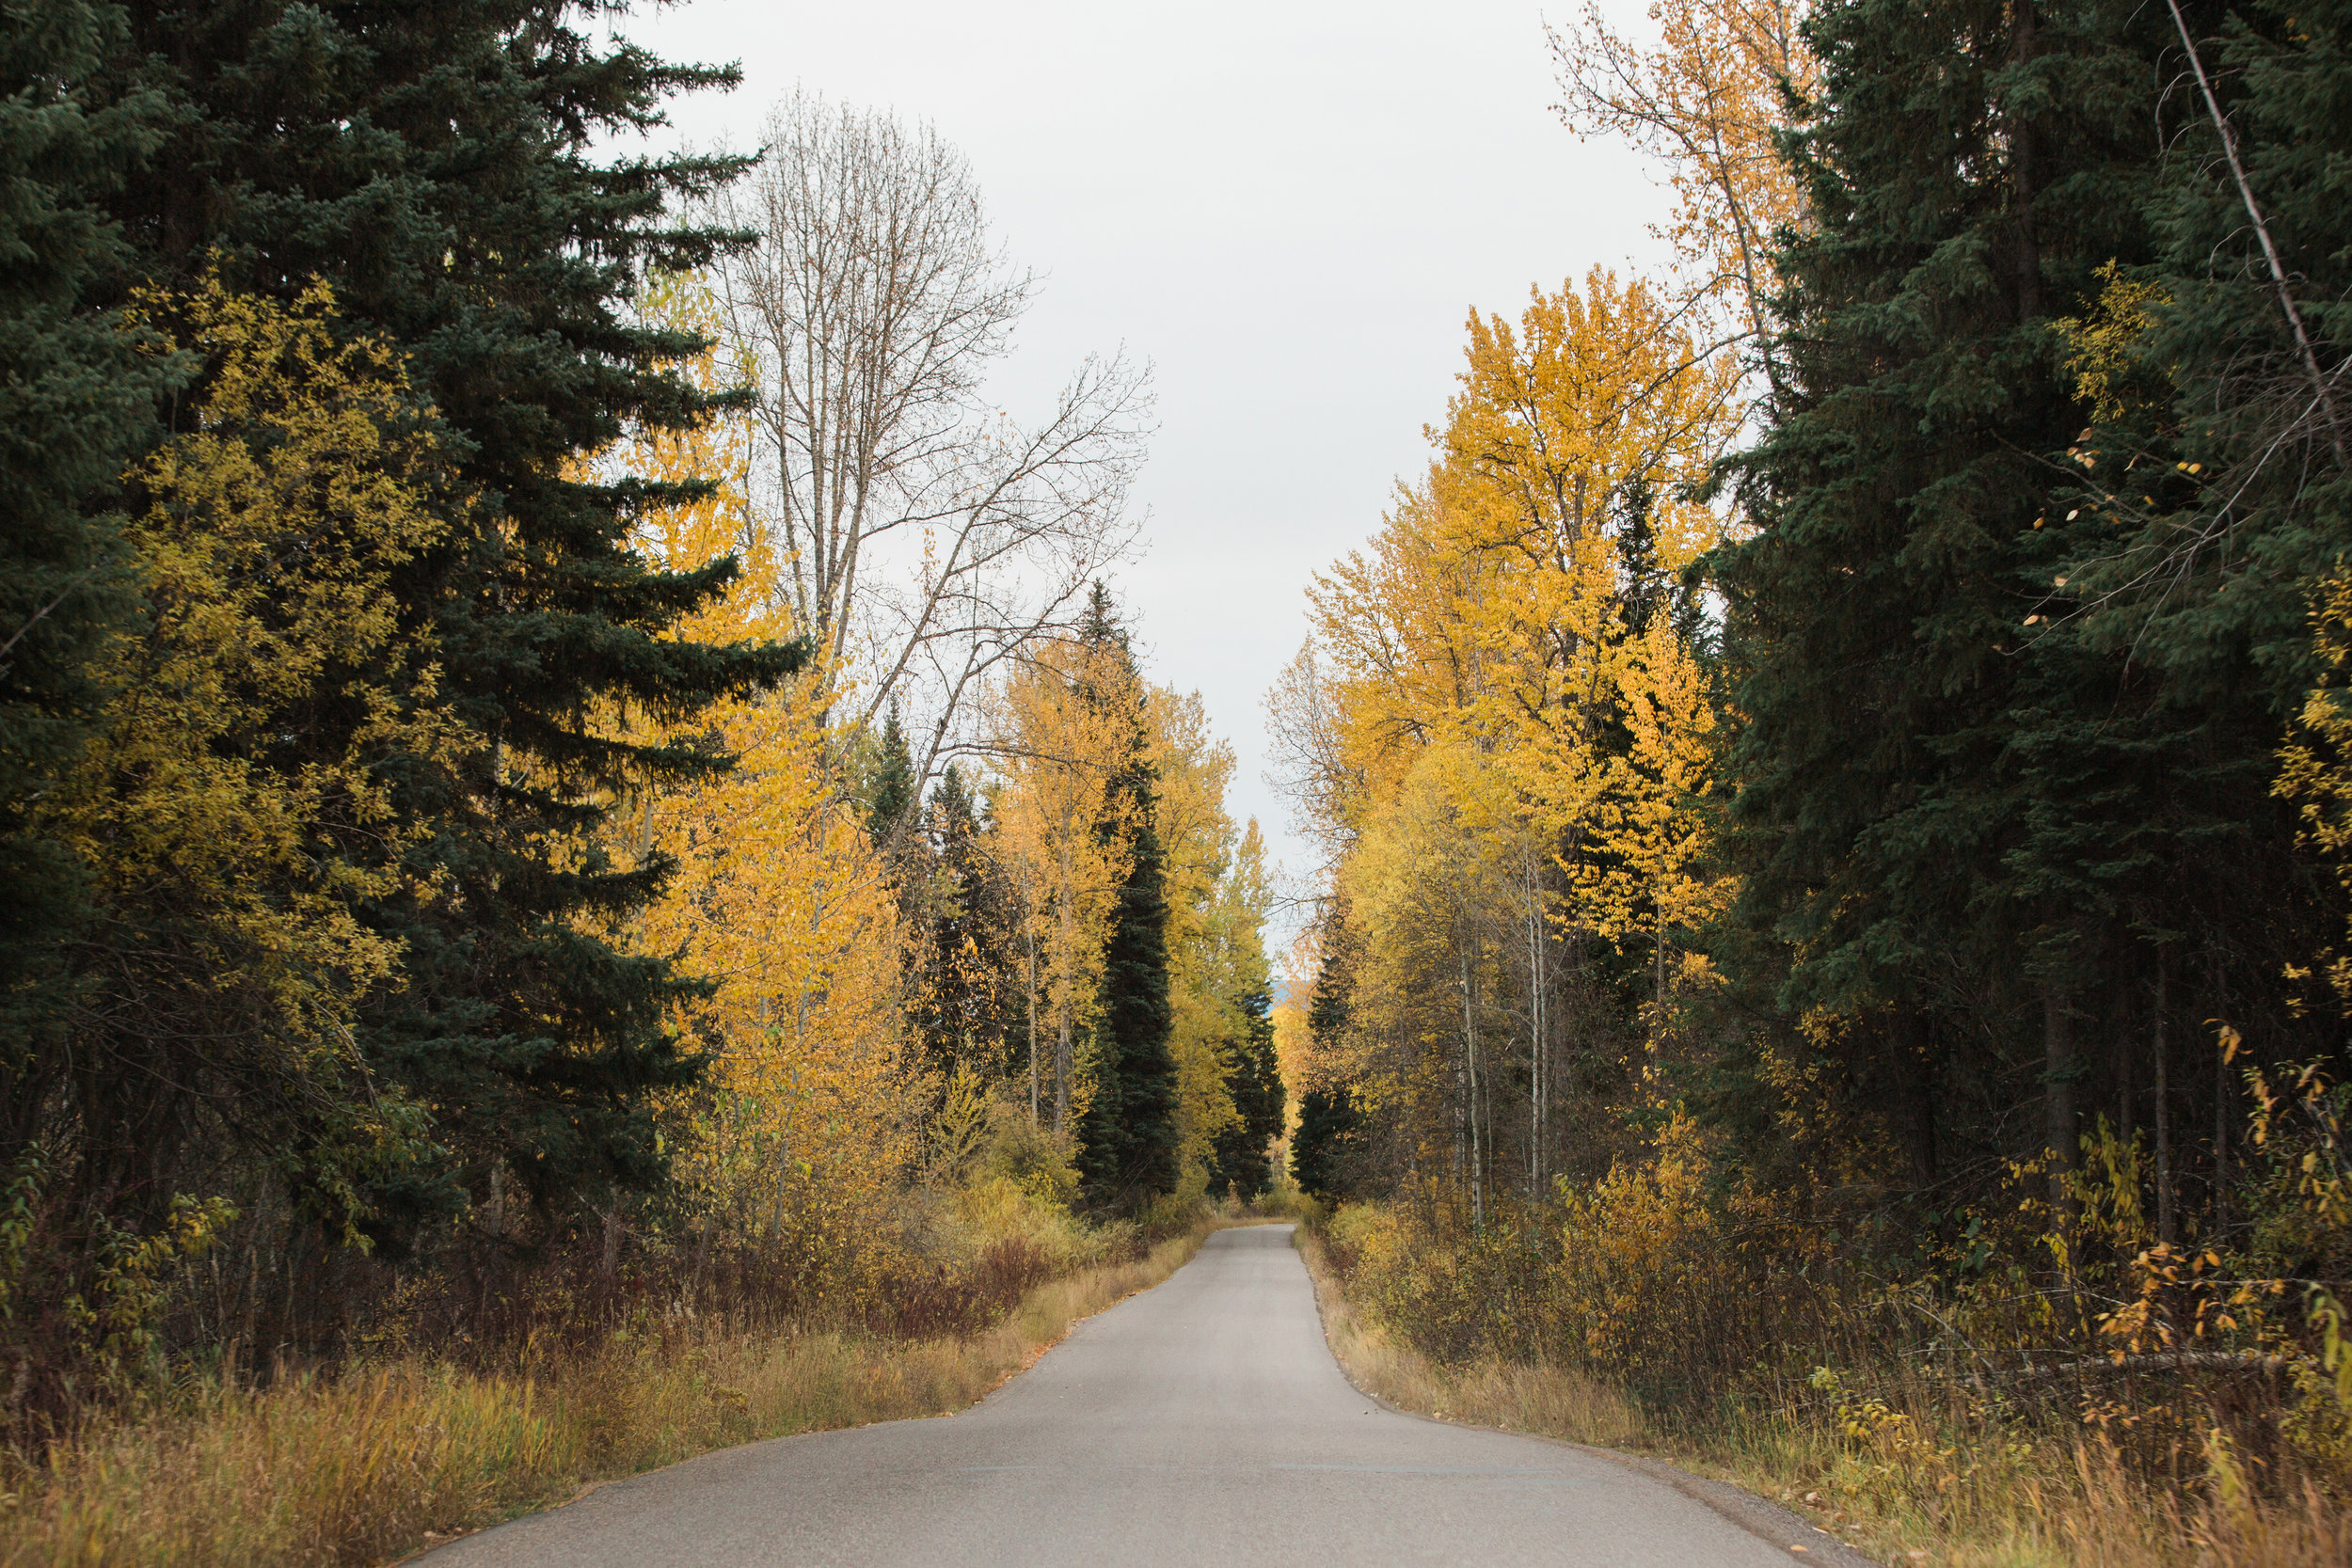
[1209, 984, 1285, 1200]
[1289, 907, 1361, 1201]
[0, 0, 179, 1139]
[867, 707, 916, 844]
[1720, 0, 2336, 1226]
[1073, 586, 1177, 1208]
[1720, 0, 2150, 1202]
[914, 764, 1025, 1083]
[2062, 0, 2352, 709]
[69, 0, 802, 1245]
[2042, 0, 2352, 1187]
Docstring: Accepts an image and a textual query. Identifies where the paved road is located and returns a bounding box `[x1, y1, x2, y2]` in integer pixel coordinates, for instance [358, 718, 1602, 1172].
[427, 1225, 1863, 1566]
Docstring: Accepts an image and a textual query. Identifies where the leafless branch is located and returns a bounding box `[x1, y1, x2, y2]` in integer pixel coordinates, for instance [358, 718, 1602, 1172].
[705, 90, 1153, 782]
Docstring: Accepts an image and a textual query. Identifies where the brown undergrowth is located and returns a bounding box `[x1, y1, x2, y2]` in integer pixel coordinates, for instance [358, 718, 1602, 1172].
[1295, 1221, 2350, 1568]
[0, 1222, 1234, 1567]
[1295, 1220, 1646, 1449]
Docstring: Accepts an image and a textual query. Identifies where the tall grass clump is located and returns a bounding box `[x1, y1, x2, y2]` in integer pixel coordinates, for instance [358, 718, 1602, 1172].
[1303, 1065, 2352, 1568]
[0, 1220, 1216, 1567]
[0, 1100, 1248, 1568]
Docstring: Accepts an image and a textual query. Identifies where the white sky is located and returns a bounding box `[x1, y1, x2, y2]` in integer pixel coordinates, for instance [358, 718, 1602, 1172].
[620, 0, 1676, 937]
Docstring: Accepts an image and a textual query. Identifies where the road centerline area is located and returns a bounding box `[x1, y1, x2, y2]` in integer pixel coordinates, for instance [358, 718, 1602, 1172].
[422, 1226, 1845, 1567]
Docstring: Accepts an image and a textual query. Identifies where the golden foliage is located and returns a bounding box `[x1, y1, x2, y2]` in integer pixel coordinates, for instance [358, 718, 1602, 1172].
[2278, 571, 2352, 1006]
[39, 275, 459, 1226]
[611, 277, 919, 1246]
[1149, 685, 1242, 1189]
[1311, 270, 1734, 825]
[1302, 268, 1740, 1148]
[1550, 0, 1816, 341]
[990, 636, 1138, 1132]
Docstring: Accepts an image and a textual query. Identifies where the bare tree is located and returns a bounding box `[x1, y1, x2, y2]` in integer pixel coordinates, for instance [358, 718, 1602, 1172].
[1263, 642, 1361, 874]
[707, 90, 1152, 780]
[1550, 0, 1816, 390]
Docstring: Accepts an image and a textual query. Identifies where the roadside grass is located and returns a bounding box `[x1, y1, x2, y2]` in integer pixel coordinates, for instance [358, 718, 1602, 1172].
[1292, 1225, 2347, 1568]
[0, 1227, 1218, 1568]
[1295, 1222, 1645, 1449]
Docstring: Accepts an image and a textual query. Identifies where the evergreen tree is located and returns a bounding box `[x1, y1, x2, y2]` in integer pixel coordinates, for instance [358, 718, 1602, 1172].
[72, 0, 803, 1243]
[1718, 0, 2328, 1217]
[1613, 476, 1707, 654]
[1289, 1086, 1361, 1204]
[2061, 0, 2352, 709]
[0, 0, 179, 1134]
[1210, 984, 1285, 1199]
[1720, 0, 2130, 1197]
[1073, 585, 1178, 1208]
[867, 706, 916, 845]
[1289, 910, 1361, 1201]
[914, 764, 1025, 1083]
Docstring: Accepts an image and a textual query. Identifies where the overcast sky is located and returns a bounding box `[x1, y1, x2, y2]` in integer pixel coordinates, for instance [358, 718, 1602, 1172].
[620, 0, 1675, 937]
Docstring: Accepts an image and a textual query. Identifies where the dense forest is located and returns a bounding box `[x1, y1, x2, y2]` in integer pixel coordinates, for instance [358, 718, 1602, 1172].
[7, 0, 2352, 1560]
[0, 0, 1279, 1495]
[1273, 0, 2352, 1559]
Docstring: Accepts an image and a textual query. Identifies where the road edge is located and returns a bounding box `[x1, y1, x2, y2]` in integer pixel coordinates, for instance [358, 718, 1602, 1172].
[394, 1223, 1230, 1566]
[1288, 1224, 1887, 1568]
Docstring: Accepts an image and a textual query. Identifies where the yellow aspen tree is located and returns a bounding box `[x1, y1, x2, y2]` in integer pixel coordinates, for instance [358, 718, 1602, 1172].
[607, 278, 920, 1250]
[990, 637, 1135, 1133]
[1311, 273, 1732, 830]
[1293, 268, 1740, 1210]
[44, 276, 458, 1231]
[1342, 738, 1515, 1226]
[637, 680, 919, 1237]
[1308, 482, 1488, 813]
[1550, 0, 1818, 356]
[1438, 271, 1732, 754]
[1581, 611, 1735, 1069]
[1145, 685, 1243, 1193]
[1431, 272, 1734, 960]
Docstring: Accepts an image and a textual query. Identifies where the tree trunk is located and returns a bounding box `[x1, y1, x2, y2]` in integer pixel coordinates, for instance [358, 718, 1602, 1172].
[1454, 959, 1470, 1202]
[2154, 953, 2175, 1247]
[1054, 883, 1073, 1134]
[2045, 987, 2076, 1228]
[1461, 946, 1483, 1233]
[1055, 1013, 1072, 1135]
[2010, 0, 2044, 319]
[1026, 928, 1040, 1127]
[1528, 884, 1545, 1196]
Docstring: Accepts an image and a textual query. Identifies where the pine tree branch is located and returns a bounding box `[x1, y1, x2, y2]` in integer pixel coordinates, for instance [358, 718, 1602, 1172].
[2166, 0, 2345, 463]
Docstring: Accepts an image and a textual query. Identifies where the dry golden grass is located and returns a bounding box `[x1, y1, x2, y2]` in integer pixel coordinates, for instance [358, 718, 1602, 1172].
[0, 1229, 1211, 1568]
[1294, 1224, 1645, 1449]
[1292, 1227, 2352, 1568]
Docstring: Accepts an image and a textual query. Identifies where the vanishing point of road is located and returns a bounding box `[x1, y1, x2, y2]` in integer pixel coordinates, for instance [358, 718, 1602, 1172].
[423, 1225, 1876, 1566]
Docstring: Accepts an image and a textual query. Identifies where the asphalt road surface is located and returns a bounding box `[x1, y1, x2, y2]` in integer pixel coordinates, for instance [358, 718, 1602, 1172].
[425, 1225, 1871, 1566]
